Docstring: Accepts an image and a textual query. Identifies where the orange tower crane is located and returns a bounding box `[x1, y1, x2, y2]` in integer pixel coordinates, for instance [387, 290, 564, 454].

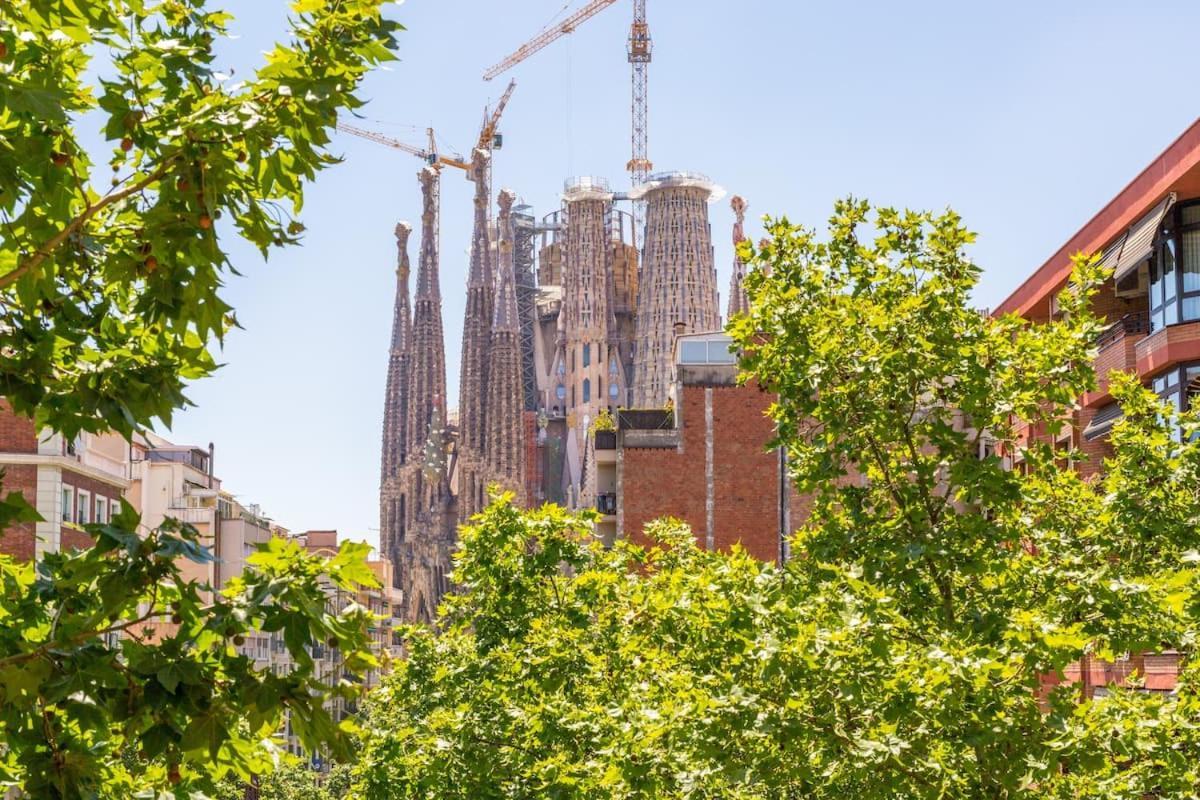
[484, 1, 652, 245]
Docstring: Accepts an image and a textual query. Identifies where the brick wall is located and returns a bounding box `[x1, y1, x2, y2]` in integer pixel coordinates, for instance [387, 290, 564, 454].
[710, 382, 781, 562]
[0, 400, 37, 454]
[622, 385, 708, 550]
[621, 379, 783, 563]
[522, 411, 539, 508]
[0, 464, 38, 560]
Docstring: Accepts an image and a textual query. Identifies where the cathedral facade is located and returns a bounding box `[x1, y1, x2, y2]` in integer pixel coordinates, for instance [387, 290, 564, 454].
[379, 167, 734, 622]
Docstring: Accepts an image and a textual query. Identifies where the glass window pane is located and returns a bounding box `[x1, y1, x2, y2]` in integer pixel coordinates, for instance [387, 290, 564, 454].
[1184, 296, 1200, 321]
[1165, 301, 1179, 326]
[1150, 260, 1162, 305]
[679, 340, 707, 363]
[1153, 308, 1165, 331]
[1164, 239, 1178, 300]
[1181, 230, 1200, 293]
[707, 340, 737, 363]
[1183, 205, 1200, 225]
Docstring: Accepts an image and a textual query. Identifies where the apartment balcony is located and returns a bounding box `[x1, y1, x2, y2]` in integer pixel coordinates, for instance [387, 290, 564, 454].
[1085, 312, 1149, 407]
[165, 503, 215, 525]
[1134, 319, 1200, 378]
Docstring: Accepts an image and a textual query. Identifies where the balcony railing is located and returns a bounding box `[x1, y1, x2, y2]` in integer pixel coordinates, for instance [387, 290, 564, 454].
[1096, 311, 1150, 351]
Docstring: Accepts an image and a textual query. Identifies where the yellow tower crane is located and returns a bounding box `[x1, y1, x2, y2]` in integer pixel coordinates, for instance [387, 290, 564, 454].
[336, 79, 518, 180]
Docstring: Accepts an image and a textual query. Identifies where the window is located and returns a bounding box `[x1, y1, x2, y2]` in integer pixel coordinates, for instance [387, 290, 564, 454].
[95, 497, 107, 525]
[77, 490, 91, 525]
[1150, 201, 1200, 328]
[582, 378, 591, 403]
[61, 487, 73, 523]
[582, 343, 591, 367]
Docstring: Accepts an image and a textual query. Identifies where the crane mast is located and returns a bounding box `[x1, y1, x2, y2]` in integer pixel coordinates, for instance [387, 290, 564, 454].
[627, 0, 651, 246]
[482, 1, 653, 247]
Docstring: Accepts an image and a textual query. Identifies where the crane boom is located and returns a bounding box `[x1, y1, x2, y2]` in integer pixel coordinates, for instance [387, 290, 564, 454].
[336, 122, 470, 172]
[483, 0, 651, 247]
[482, 0, 617, 81]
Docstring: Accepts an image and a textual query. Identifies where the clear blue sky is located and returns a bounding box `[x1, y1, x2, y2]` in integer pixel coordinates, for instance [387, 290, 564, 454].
[162, 0, 1200, 547]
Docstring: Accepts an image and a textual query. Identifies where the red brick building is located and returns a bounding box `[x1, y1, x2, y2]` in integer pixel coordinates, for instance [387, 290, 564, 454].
[995, 119, 1200, 695]
[597, 332, 804, 564]
[0, 401, 130, 560]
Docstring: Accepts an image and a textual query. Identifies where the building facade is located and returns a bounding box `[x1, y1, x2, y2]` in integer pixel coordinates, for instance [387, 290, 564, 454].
[0, 401, 131, 560]
[592, 331, 802, 564]
[993, 120, 1200, 695]
[377, 165, 731, 620]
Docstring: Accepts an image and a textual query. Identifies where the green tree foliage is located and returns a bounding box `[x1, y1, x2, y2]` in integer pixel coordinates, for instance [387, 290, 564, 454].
[0, 0, 399, 438]
[353, 202, 1200, 798]
[0, 493, 381, 798]
[215, 760, 353, 800]
[0, 1, 400, 796]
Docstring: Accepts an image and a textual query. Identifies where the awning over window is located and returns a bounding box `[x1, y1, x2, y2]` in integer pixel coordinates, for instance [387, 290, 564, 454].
[1112, 192, 1177, 282]
[1083, 401, 1123, 442]
[1096, 232, 1127, 273]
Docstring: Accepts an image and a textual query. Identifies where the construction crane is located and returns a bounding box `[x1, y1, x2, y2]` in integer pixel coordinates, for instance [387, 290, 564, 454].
[336, 123, 471, 172]
[478, 79, 518, 151]
[484, 1, 652, 245]
[337, 79, 517, 180]
[483, 1, 617, 80]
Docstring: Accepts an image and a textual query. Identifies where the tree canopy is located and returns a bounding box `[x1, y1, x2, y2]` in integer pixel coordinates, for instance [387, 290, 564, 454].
[0, 0, 399, 438]
[0, 1, 401, 796]
[353, 201, 1200, 798]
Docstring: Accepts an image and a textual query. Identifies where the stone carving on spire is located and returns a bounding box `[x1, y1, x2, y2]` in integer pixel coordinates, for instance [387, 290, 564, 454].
[485, 188, 526, 498]
[727, 195, 751, 320]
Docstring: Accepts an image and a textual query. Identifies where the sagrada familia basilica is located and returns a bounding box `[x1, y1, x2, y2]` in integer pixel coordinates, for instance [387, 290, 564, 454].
[378, 144, 748, 622]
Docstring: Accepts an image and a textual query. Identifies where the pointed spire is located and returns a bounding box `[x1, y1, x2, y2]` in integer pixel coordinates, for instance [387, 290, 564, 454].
[486, 188, 526, 495]
[493, 189, 520, 333]
[407, 167, 448, 471]
[457, 149, 495, 522]
[414, 167, 441, 301]
[381, 221, 413, 483]
[727, 195, 750, 320]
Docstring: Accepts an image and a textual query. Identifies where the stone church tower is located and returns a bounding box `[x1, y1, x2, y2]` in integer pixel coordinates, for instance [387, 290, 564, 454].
[631, 172, 721, 407]
[484, 188, 526, 498]
[456, 148, 495, 523]
[389, 166, 458, 624]
[379, 222, 412, 581]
